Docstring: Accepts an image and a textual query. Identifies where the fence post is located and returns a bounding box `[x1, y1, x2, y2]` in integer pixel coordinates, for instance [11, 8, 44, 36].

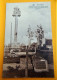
[25, 46, 28, 77]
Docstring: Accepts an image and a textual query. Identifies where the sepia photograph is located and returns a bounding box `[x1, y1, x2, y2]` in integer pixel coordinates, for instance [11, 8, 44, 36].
[3, 2, 54, 78]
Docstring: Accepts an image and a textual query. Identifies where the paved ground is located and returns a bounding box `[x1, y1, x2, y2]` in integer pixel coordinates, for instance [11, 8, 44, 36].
[3, 52, 54, 78]
[3, 69, 54, 78]
[2, 63, 54, 78]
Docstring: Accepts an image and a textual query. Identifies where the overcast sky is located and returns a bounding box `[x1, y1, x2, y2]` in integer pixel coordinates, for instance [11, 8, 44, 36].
[5, 2, 52, 45]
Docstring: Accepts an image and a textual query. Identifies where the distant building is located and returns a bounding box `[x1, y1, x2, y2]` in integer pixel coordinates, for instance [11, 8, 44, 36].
[11, 43, 20, 48]
[45, 39, 53, 50]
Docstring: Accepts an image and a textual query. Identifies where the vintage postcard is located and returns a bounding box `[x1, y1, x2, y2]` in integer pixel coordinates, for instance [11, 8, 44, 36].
[3, 2, 54, 78]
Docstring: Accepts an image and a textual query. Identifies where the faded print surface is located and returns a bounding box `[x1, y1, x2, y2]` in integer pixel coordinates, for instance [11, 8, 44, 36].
[3, 2, 54, 78]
